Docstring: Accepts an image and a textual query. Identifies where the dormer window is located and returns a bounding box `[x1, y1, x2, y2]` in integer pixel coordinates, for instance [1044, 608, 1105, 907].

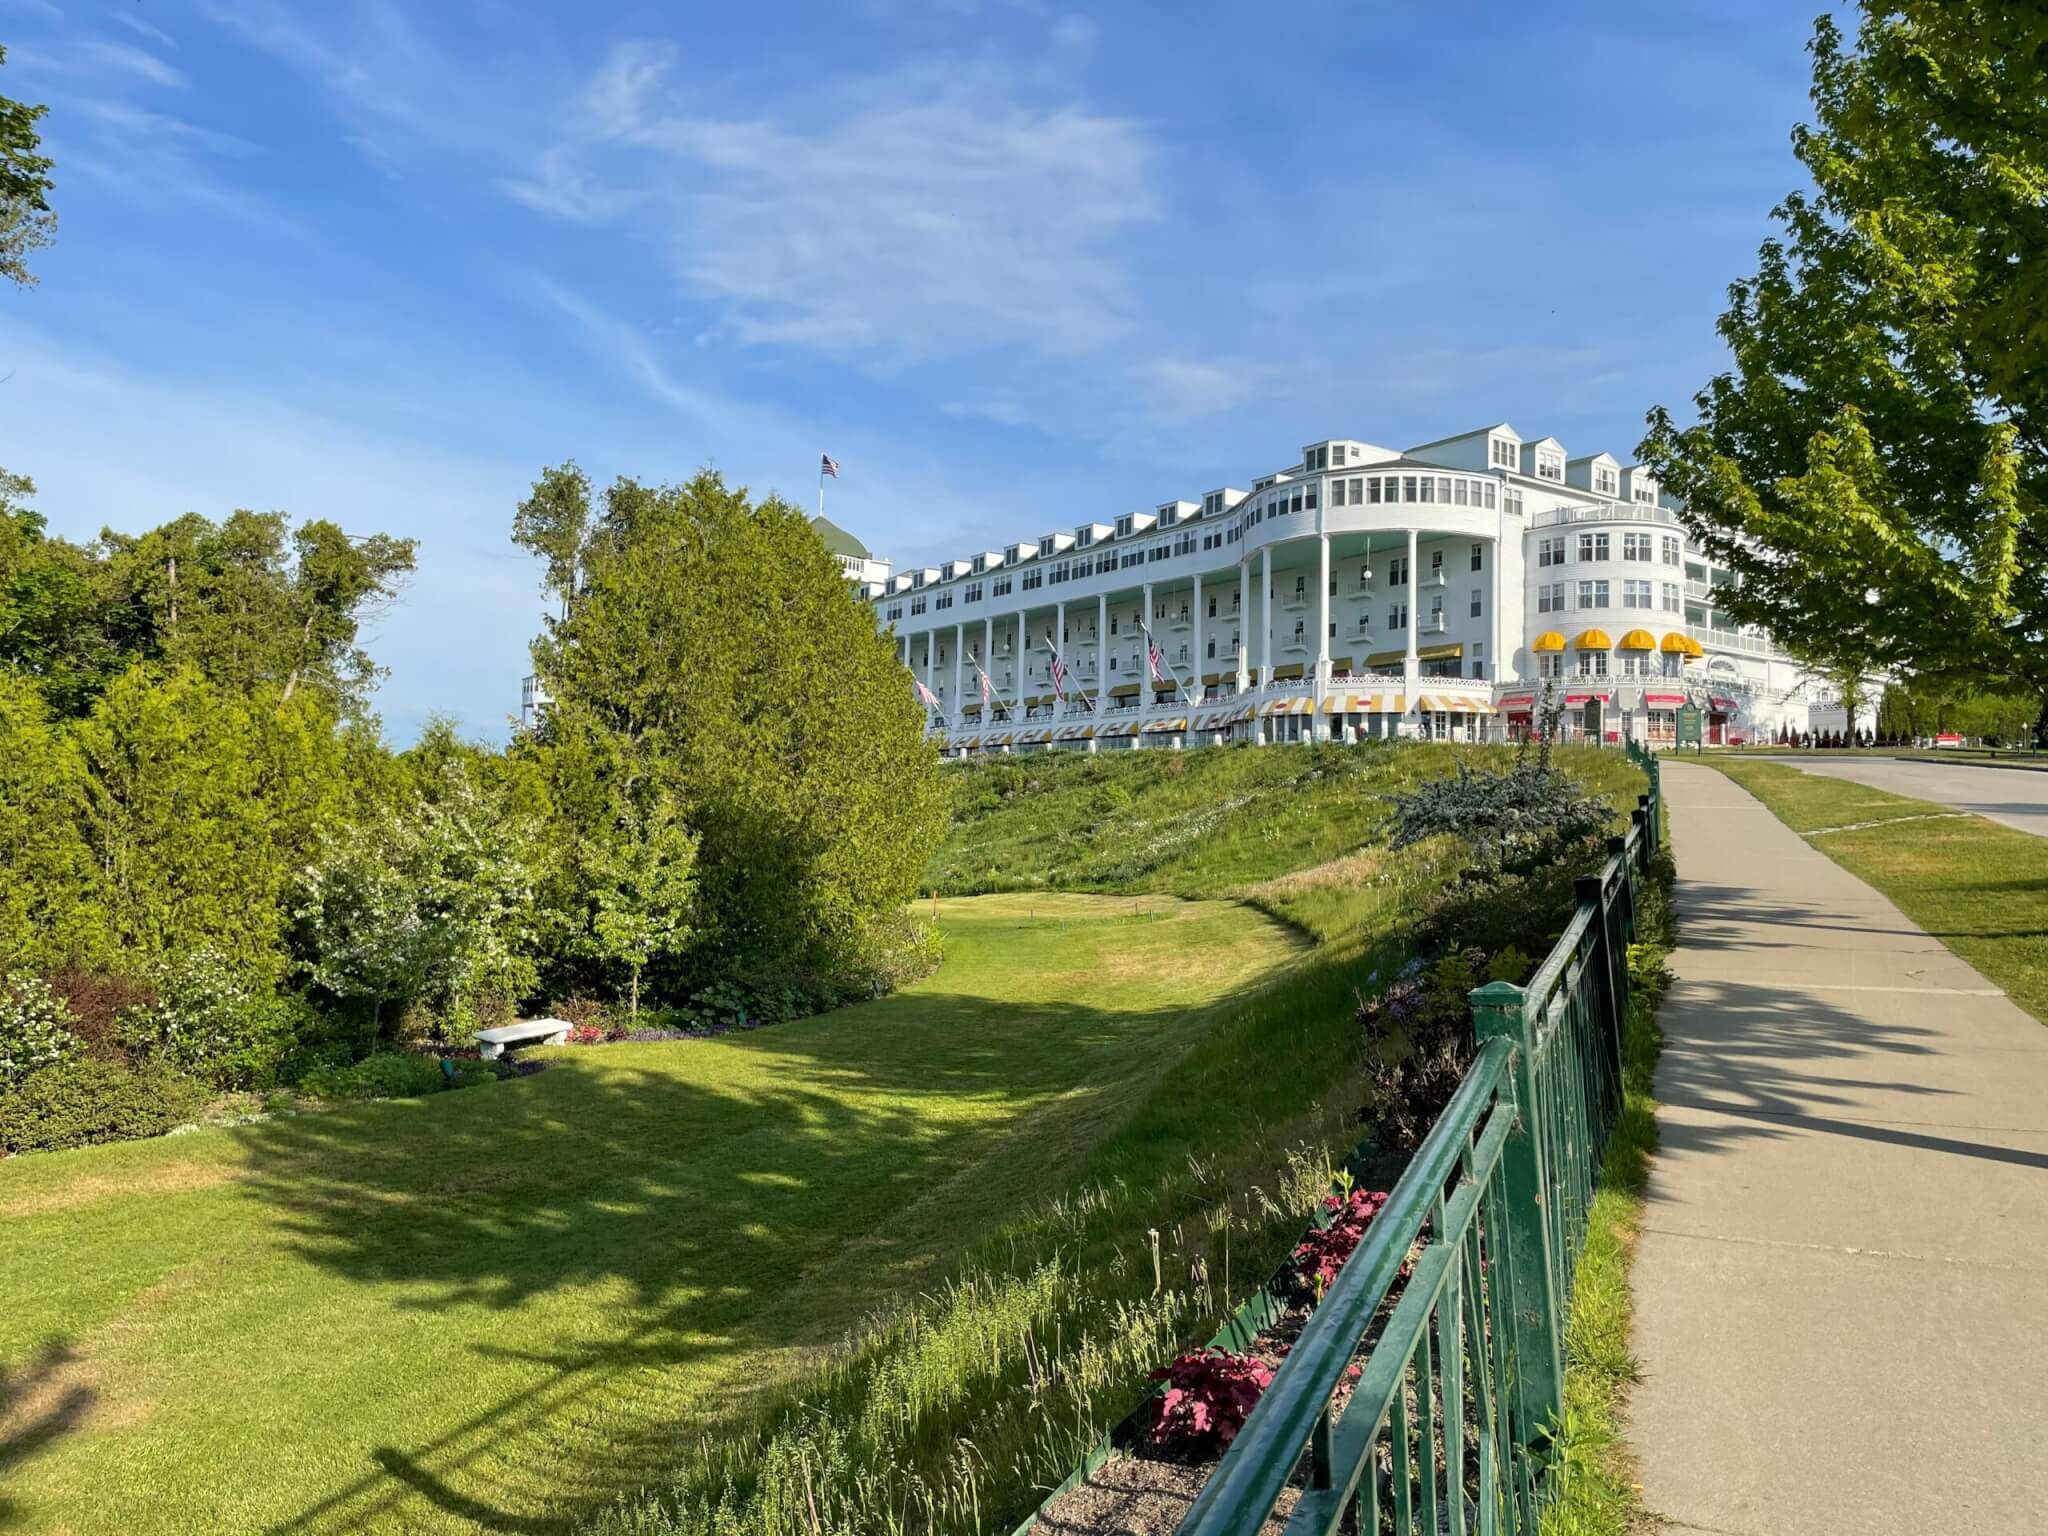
[1490, 437, 1517, 469]
[1595, 468, 1618, 496]
[971, 555, 987, 574]
[1332, 444, 1347, 466]
[1076, 527, 1094, 547]
[1115, 514, 1133, 537]
[1538, 455, 1563, 481]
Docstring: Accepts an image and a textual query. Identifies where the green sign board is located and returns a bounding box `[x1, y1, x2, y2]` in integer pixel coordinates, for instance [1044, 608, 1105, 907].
[1675, 702, 1703, 747]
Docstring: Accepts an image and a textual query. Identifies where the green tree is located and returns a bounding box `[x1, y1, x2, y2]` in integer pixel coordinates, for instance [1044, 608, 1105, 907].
[526, 469, 944, 996]
[512, 462, 591, 622]
[297, 744, 543, 1041]
[76, 667, 350, 981]
[0, 471, 123, 720]
[0, 676, 102, 970]
[1639, 4, 2048, 742]
[0, 45, 55, 287]
[589, 791, 696, 1023]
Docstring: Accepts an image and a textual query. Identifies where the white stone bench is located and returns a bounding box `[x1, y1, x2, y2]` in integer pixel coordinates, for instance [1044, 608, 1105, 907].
[476, 1019, 571, 1059]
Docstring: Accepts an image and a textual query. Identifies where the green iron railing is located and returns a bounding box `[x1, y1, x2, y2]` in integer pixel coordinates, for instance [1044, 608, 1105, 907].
[1177, 753, 1662, 1536]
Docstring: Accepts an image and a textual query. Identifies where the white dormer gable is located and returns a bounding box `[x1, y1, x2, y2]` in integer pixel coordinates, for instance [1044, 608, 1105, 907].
[1621, 466, 1661, 507]
[1565, 452, 1622, 498]
[1521, 437, 1566, 483]
[1405, 424, 1519, 474]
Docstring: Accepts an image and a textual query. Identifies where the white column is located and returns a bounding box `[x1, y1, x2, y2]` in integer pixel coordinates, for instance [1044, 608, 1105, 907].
[954, 623, 966, 724]
[1405, 529, 1420, 716]
[1314, 530, 1331, 740]
[1191, 573, 1203, 702]
[1236, 561, 1250, 692]
[1015, 611, 1027, 719]
[1259, 545, 1273, 687]
[1097, 591, 1109, 709]
[923, 634, 937, 726]
[1054, 600, 1066, 709]
[1142, 580, 1153, 709]
[983, 618, 999, 724]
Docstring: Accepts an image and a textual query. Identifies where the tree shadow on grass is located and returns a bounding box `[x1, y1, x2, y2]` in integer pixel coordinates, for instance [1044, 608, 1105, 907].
[235, 963, 1302, 1535]
[0, 1341, 94, 1531]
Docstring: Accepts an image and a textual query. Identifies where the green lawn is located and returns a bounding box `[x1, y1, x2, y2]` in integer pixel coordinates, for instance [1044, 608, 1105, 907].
[1703, 758, 2048, 1022]
[0, 895, 1302, 1535]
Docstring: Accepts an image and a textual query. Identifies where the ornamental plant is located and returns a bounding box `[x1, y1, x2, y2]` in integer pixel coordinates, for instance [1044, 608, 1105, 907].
[0, 971, 81, 1087]
[1289, 1187, 1393, 1300]
[1147, 1348, 1275, 1458]
[115, 948, 303, 1090]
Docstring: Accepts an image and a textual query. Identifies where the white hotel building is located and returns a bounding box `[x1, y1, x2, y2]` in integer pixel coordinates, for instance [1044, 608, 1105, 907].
[858, 424, 1858, 751]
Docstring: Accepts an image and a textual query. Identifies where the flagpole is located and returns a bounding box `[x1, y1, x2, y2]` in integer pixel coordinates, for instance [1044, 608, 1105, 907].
[1142, 622, 1196, 709]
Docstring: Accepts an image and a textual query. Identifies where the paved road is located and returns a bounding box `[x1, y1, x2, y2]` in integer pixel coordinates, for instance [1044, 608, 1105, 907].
[1751, 753, 2048, 839]
[1630, 761, 2048, 1535]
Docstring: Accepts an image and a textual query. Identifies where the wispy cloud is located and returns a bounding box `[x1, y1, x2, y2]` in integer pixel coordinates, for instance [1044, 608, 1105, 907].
[508, 43, 1160, 362]
[76, 38, 187, 88]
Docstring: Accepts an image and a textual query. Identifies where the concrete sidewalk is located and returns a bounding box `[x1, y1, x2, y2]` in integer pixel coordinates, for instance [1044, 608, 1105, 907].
[1631, 761, 2048, 1535]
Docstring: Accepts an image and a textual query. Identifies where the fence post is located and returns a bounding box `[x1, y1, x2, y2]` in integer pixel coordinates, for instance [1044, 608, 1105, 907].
[1470, 979, 1565, 1452]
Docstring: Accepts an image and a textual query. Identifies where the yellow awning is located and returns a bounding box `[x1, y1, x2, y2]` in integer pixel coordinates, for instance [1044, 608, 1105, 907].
[1659, 632, 1690, 653]
[1684, 636, 1705, 657]
[1142, 717, 1189, 733]
[956, 734, 981, 749]
[1259, 696, 1314, 717]
[1417, 693, 1492, 714]
[1532, 630, 1567, 654]
[1617, 628, 1656, 651]
[1574, 629, 1612, 650]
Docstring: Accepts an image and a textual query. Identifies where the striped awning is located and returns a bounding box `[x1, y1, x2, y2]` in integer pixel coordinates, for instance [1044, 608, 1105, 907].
[984, 731, 1012, 746]
[1417, 693, 1494, 714]
[1259, 696, 1315, 716]
[1015, 727, 1052, 743]
[955, 734, 981, 749]
[1098, 719, 1139, 737]
[1324, 691, 1406, 713]
[1142, 717, 1189, 734]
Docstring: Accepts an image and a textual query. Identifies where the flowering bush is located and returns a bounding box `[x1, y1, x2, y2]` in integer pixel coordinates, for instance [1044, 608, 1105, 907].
[116, 949, 308, 1090]
[564, 1023, 607, 1045]
[0, 972, 81, 1088]
[1289, 1187, 1393, 1299]
[1147, 1349, 1274, 1458]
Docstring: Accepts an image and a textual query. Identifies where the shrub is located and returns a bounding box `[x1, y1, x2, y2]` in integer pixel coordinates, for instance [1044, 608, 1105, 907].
[0, 1057, 208, 1153]
[0, 972, 82, 1087]
[116, 950, 308, 1090]
[43, 969, 155, 1060]
[1413, 839, 1604, 957]
[552, 995, 613, 1036]
[1288, 1186, 1393, 1300]
[1358, 947, 1521, 1152]
[1382, 758, 1611, 875]
[1147, 1349, 1274, 1458]
[296, 1056, 495, 1097]
[298, 1053, 448, 1101]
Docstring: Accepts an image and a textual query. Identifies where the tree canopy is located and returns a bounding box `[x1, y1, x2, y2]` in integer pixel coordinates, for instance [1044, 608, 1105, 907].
[0, 477, 416, 721]
[1639, 3, 2048, 739]
[0, 44, 55, 286]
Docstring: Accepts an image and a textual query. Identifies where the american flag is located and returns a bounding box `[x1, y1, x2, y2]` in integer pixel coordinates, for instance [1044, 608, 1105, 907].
[820, 453, 840, 479]
[914, 678, 938, 709]
[1146, 629, 1166, 683]
[978, 664, 992, 707]
[1047, 633, 1067, 698]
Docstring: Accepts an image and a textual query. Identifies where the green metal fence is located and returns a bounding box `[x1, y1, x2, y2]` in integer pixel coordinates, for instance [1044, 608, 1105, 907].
[1177, 752, 1663, 1536]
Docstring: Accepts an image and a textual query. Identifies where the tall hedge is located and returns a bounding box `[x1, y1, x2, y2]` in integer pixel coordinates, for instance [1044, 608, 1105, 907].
[527, 471, 944, 991]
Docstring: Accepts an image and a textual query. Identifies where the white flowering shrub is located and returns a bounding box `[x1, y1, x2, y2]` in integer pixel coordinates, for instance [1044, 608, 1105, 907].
[117, 949, 301, 1090]
[0, 972, 81, 1087]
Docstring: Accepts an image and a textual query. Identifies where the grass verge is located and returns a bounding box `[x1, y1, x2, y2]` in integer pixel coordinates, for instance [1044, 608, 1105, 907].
[1540, 846, 1675, 1536]
[1701, 757, 2048, 1023]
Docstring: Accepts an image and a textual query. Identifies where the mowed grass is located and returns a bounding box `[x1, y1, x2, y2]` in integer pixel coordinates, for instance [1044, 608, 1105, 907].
[0, 895, 1303, 1536]
[1705, 758, 2048, 1022]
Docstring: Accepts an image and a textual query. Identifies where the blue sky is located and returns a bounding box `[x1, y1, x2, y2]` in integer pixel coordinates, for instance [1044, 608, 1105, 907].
[1, 0, 1827, 741]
